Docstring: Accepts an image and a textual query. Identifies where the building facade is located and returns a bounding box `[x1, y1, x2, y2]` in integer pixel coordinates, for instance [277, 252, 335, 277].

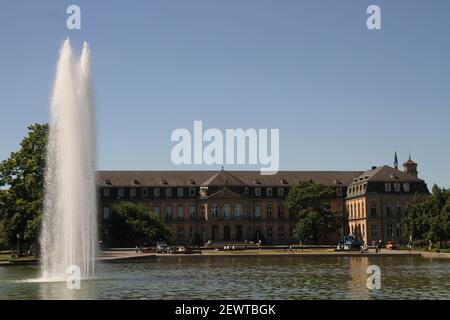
[97, 158, 428, 245]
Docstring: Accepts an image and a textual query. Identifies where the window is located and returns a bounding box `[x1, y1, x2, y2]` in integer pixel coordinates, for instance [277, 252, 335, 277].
[224, 204, 231, 219]
[200, 187, 208, 196]
[385, 183, 391, 192]
[166, 188, 172, 197]
[130, 188, 137, 198]
[255, 188, 261, 197]
[267, 188, 273, 196]
[396, 202, 402, 216]
[103, 207, 110, 221]
[403, 183, 410, 192]
[370, 202, 377, 217]
[278, 204, 284, 218]
[189, 207, 195, 220]
[336, 188, 343, 197]
[279, 225, 285, 241]
[386, 201, 393, 217]
[189, 188, 196, 197]
[211, 204, 219, 218]
[387, 223, 393, 236]
[200, 225, 206, 240]
[103, 188, 110, 197]
[235, 204, 242, 218]
[396, 223, 402, 237]
[189, 226, 195, 239]
[178, 206, 184, 219]
[266, 203, 272, 218]
[154, 188, 160, 197]
[118, 188, 125, 198]
[371, 224, 378, 238]
[165, 206, 172, 219]
[153, 206, 160, 218]
[177, 226, 184, 240]
[255, 205, 261, 218]
[278, 188, 284, 196]
[394, 183, 401, 192]
[267, 225, 273, 240]
[177, 188, 184, 197]
[142, 188, 149, 198]
[244, 187, 249, 195]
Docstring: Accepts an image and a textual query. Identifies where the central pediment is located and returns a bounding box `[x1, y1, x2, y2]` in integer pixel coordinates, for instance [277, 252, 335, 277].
[205, 187, 248, 200]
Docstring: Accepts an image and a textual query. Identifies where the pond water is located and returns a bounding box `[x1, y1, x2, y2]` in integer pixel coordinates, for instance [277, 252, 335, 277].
[0, 256, 449, 299]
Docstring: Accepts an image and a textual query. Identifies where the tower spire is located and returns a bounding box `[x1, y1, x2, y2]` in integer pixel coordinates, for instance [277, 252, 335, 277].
[394, 151, 398, 170]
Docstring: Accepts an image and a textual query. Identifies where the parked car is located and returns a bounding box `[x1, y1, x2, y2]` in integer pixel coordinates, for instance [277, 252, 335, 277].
[156, 242, 167, 253]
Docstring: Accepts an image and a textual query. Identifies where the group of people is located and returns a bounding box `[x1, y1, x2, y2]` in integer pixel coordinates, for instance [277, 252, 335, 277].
[135, 245, 144, 254]
[360, 239, 383, 253]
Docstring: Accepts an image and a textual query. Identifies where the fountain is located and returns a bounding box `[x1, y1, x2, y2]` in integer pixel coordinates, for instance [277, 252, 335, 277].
[40, 39, 97, 280]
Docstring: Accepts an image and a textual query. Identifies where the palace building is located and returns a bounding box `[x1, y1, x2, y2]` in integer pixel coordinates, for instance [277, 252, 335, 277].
[97, 157, 428, 245]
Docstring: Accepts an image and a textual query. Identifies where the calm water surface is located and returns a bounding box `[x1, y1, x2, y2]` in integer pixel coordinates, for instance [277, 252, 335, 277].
[0, 256, 449, 299]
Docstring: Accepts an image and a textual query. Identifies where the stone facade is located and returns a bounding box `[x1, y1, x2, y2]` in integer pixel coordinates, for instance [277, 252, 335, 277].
[97, 160, 428, 245]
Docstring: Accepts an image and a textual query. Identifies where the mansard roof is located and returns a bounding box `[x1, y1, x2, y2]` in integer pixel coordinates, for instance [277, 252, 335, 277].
[96, 170, 363, 187]
[350, 165, 424, 185]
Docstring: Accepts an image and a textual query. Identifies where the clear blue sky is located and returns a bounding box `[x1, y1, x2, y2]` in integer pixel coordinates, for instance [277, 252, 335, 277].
[0, 0, 449, 187]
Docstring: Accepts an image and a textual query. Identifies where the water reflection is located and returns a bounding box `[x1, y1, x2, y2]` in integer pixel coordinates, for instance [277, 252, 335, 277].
[0, 256, 449, 300]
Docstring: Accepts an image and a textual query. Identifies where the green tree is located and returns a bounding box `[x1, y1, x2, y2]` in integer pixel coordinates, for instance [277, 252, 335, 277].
[0, 124, 48, 253]
[108, 201, 170, 247]
[404, 185, 450, 247]
[285, 180, 339, 244]
[189, 232, 203, 247]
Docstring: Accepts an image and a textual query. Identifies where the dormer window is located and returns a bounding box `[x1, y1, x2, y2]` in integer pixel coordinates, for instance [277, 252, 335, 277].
[132, 179, 140, 185]
[161, 178, 168, 185]
[403, 183, 410, 192]
[188, 179, 196, 185]
[278, 187, 284, 196]
[253, 179, 261, 185]
[334, 179, 342, 185]
[281, 179, 288, 185]
[200, 187, 208, 197]
[104, 179, 111, 185]
[390, 174, 399, 180]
